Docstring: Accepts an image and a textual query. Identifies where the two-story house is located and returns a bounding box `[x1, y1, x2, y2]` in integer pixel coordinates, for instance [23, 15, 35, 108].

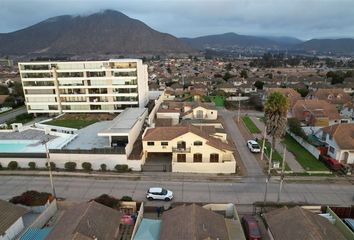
[320, 123, 354, 164]
[142, 125, 236, 173]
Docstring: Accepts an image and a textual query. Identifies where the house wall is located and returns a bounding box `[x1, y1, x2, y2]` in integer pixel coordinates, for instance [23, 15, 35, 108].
[0, 217, 24, 240]
[192, 106, 217, 120]
[172, 161, 236, 173]
[156, 112, 180, 125]
[323, 132, 354, 164]
[125, 110, 148, 156]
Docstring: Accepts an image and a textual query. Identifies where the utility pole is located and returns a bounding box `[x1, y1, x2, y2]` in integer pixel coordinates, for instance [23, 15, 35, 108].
[43, 138, 56, 198]
[237, 93, 241, 123]
[277, 146, 286, 203]
[263, 145, 273, 206]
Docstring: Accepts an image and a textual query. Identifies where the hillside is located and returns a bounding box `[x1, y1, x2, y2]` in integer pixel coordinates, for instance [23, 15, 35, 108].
[0, 10, 194, 55]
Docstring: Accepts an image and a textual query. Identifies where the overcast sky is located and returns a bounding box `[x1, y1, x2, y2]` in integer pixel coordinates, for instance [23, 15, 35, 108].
[1, 0, 354, 40]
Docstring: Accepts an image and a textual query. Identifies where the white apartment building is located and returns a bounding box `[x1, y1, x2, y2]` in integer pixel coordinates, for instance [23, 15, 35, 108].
[19, 59, 149, 114]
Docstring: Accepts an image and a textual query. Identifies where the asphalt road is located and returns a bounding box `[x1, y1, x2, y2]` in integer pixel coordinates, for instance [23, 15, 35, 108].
[0, 175, 352, 206]
[0, 106, 27, 124]
[219, 109, 264, 177]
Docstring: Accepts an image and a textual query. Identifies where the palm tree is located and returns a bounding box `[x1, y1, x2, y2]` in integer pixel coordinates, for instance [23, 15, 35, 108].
[263, 92, 289, 205]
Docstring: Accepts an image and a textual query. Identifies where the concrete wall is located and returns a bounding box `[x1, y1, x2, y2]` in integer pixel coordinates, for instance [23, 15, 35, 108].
[131, 202, 144, 240]
[172, 161, 236, 174]
[49, 153, 142, 171]
[0, 217, 24, 240]
[0, 154, 142, 171]
[125, 109, 148, 156]
[287, 132, 320, 159]
[28, 200, 57, 228]
[147, 92, 164, 126]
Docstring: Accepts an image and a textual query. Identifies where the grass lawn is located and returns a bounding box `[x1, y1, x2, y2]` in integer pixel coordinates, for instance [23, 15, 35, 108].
[45, 119, 98, 129]
[242, 116, 261, 134]
[212, 95, 225, 107]
[259, 140, 291, 171]
[282, 134, 328, 171]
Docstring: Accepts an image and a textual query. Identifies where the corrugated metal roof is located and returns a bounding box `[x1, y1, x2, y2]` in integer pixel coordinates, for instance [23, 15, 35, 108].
[20, 227, 52, 240]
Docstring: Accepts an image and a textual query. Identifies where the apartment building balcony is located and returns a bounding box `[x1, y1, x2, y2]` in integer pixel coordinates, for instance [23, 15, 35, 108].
[172, 147, 191, 153]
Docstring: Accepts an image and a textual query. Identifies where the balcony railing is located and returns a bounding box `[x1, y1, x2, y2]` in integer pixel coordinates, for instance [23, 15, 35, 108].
[172, 147, 191, 153]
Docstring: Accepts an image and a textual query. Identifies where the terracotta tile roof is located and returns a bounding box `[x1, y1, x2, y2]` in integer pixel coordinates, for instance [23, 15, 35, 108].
[322, 123, 354, 149]
[311, 88, 351, 105]
[45, 201, 122, 240]
[143, 125, 234, 151]
[292, 99, 340, 121]
[155, 118, 173, 127]
[268, 88, 302, 107]
[0, 199, 27, 235]
[0, 95, 9, 105]
[264, 206, 346, 240]
[217, 82, 235, 89]
[160, 204, 229, 240]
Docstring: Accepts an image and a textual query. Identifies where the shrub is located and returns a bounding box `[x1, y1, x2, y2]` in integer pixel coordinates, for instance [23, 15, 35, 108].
[82, 162, 92, 172]
[64, 162, 77, 171]
[115, 164, 128, 172]
[0, 163, 2, 170]
[121, 196, 133, 201]
[100, 164, 107, 171]
[8, 161, 18, 170]
[288, 118, 307, 140]
[45, 162, 56, 170]
[92, 194, 120, 209]
[9, 190, 51, 206]
[28, 162, 36, 170]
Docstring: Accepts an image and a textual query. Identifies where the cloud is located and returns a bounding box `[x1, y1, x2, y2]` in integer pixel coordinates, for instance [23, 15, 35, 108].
[1, 0, 354, 39]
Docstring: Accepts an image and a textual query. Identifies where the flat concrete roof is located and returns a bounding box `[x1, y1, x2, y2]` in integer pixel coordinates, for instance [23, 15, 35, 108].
[98, 108, 147, 136]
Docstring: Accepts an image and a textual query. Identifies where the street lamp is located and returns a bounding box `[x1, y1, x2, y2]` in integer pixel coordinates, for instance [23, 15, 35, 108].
[42, 136, 56, 198]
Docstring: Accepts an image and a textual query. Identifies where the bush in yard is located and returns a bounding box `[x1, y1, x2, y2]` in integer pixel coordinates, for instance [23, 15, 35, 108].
[115, 164, 128, 172]
[82, 162, 92, 172]
[288, 118, 307, 140]
[28, 162, 36, 170]
[120, 196, 133, 201]
[45, 162, 56, 170]
[92, 194, 120, 209]
[100, 164, 107, 171]
[64, 162, 77, 171]
[8, 161, 18, 170]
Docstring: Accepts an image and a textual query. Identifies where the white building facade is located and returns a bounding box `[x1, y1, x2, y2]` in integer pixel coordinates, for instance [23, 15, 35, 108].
[19, 59, 149, 114]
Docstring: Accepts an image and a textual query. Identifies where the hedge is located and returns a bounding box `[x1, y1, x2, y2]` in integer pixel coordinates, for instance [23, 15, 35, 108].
[28, 162, 36, 170]
[8, 161, 18, 170]
[64, 162, 77, 171]
[82, 162, 92, 172]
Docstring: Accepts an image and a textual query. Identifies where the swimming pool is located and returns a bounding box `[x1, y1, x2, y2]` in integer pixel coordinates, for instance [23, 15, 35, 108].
[0, 140, 44, 153]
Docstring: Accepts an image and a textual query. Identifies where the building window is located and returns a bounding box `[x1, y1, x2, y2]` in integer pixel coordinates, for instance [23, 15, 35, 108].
[193, 153, 202, 162]
[177, 154, 186, 162]
[210, 154, 219, 163]
[329, 146, 335, 154]
[194, 141, 203, 146]
[161, 142, 168, 146]
[147, 142, 154, 146]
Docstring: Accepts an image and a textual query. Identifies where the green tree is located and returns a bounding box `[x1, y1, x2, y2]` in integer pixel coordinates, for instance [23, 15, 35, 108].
[287, 118, 307, 140]
[0, 85, 9, 95]
[295, 88, 309, 97]
[223, 72, 232, 80]
[240, 69, 248, 79]
[254, 80, 265, 90]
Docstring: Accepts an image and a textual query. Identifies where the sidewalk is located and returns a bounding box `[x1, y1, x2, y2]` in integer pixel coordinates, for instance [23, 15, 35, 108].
[250, 116, 305, 173]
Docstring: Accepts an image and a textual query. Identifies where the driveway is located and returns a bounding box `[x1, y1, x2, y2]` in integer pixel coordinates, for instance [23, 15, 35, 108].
[219, 109, 264, 178]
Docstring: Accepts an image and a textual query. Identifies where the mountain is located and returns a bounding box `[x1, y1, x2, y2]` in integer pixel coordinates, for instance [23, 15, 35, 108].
[262, 36, 303, 46]
[0, 10, 194, 55]
[294, 38, 354, 55]
[181, 32, 299, 50]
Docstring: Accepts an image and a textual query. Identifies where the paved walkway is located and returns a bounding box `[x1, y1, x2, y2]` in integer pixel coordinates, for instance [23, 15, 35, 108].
[249, 116, 305, 173]
[219, 109, 264, 177]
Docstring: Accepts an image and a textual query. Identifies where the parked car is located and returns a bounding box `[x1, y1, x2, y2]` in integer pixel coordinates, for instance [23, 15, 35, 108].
[319, 155, 343, 172]
[247, 140, 261, 153]
[241, 215, 262, 240]
[146, 187, 173, 201]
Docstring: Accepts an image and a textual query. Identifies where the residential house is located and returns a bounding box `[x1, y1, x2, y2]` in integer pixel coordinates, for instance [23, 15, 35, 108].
[308, 88, 351, 106]
[239, 83, 257, 94]
[45, 201, 123, 240]
[266, 88, 302, 108]
[320, 123, 354, 164]
[216, 82, 237, 94]
[160, 204, 234, 240]
[292, 99, 340, 126]
[142, 125, 236, 173]
[0, 199, 27, 240]
[263, 206, 346, 240]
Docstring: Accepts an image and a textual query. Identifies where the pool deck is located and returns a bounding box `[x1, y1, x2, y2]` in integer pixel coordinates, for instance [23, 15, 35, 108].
[0, 129, 57, 141]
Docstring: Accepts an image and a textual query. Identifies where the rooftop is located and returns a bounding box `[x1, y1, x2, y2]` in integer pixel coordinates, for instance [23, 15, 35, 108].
[0, 199, 27, 235]
[98, 108, 147, 136]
